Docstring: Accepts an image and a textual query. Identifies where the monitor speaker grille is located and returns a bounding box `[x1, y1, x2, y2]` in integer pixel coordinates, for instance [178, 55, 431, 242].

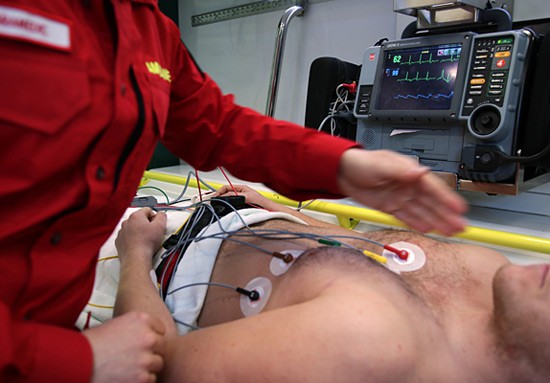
[361, 128, 376, 147]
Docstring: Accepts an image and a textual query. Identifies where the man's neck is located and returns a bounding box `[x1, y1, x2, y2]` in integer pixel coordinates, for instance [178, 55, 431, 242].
[486, 316, 543, 383]
[438, 307, 510, 382]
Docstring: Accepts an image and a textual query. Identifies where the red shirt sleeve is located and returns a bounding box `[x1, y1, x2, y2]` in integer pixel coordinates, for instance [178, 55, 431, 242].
[0, 304, 93, 383]
[162, 41, 360, 202]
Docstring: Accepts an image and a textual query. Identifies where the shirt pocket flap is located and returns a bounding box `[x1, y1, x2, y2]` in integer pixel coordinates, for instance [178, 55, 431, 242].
[0, 56, 91, 135]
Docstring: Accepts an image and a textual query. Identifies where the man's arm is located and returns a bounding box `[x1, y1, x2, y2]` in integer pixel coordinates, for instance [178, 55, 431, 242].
[114, 208, 178, 338]
[160, 289, 417, 383]
[213, 185, 337, 227]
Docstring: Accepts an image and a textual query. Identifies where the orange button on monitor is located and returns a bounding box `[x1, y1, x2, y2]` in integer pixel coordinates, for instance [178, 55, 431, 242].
[470, 78, 486, 85]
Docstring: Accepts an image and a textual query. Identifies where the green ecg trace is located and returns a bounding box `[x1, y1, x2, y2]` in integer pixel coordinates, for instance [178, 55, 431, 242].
[440, 54, 461, 63]
[396, 53, 460, 65]
[397, 69, 454, 83]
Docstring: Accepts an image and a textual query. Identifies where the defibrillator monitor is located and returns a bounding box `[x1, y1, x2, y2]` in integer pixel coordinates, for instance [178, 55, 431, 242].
[367, 32, 473, 122]
[354, 29, 534, 183]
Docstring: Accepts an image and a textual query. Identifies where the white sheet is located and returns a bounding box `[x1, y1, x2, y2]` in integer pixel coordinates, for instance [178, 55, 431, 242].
[75, 206, 306, 334]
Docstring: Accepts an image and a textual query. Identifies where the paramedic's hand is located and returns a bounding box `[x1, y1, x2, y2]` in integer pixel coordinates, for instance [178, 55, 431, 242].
[338, 148, 468, 236]
[116, 208, 167, 267]
[84, 311, 165, 383]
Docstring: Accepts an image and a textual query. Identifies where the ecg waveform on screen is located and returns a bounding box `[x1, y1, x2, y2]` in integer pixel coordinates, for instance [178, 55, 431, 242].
[397, 69, 454, 84]
[395, 52, 461, 65]
[393, 90, 454, 101]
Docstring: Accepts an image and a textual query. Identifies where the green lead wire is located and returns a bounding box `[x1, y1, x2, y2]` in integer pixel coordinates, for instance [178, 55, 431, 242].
[318, 238, 342, 246]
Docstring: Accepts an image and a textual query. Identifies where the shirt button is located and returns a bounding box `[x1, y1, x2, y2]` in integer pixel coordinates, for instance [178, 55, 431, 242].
[96, 166, 106, 180]
[50, 232, 62, 245]
[120, 83, 127, 96]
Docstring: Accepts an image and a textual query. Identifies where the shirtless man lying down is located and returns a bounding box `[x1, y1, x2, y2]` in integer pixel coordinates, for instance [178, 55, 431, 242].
[113, 185, 550, 383]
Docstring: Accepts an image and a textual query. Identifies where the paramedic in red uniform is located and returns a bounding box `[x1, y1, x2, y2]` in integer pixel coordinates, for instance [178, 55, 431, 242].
[0, 1, 467, 382]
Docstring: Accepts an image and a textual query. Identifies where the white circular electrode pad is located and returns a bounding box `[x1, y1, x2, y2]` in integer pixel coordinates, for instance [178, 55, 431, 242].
[240, 276, 272, 317]
[269, 249, 303, 276]
[382, 241, 426, 274]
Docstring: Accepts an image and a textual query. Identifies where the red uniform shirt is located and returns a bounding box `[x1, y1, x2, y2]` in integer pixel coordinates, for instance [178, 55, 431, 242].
[0, 0, 356, 381]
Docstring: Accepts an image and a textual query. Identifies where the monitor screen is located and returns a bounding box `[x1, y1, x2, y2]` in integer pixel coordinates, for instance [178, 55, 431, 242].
[374, 42, 462, 111]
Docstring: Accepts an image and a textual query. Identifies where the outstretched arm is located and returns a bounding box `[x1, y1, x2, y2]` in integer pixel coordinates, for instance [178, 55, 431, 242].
[161, 290, 416, 383]
[213, 184, 336, 227]
[338, 149, 468, 236]
[114, 208, 178, 338]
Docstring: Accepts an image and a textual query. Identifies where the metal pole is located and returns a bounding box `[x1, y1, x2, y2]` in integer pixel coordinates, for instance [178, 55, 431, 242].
[265, 5, 305, 117]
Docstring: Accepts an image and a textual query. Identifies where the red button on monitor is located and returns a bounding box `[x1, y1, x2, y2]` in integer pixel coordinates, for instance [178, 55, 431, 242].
[496, 59, 507, 68]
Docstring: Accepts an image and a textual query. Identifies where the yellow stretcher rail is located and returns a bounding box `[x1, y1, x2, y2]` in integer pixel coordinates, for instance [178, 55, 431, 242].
[142, 170, 550, 256]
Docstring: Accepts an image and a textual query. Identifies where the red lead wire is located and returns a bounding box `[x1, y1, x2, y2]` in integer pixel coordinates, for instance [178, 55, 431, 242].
[384, 244, 409, 261]
[195, 169, 202, 201]
[219, 167, 239, 195]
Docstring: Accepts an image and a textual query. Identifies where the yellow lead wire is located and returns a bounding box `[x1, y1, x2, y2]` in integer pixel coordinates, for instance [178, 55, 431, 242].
[363, 250, 387, 265]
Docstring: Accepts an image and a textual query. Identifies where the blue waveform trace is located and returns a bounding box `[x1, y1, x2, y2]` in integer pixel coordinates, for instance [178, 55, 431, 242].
[393, 90, 454, 101]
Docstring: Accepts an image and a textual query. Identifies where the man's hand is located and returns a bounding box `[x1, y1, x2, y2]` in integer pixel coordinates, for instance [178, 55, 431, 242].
[213, 184, 270, 207]
[338, 148, 468, 236]
[84, 311, 165, 383]
[115, 208, 167, 267]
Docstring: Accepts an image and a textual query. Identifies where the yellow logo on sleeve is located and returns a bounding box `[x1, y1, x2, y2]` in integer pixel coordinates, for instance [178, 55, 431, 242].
[145, 61, 172, 83]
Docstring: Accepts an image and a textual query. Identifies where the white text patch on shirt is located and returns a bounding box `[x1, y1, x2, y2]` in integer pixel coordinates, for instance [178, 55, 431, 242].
[0, 5, 71, 51]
